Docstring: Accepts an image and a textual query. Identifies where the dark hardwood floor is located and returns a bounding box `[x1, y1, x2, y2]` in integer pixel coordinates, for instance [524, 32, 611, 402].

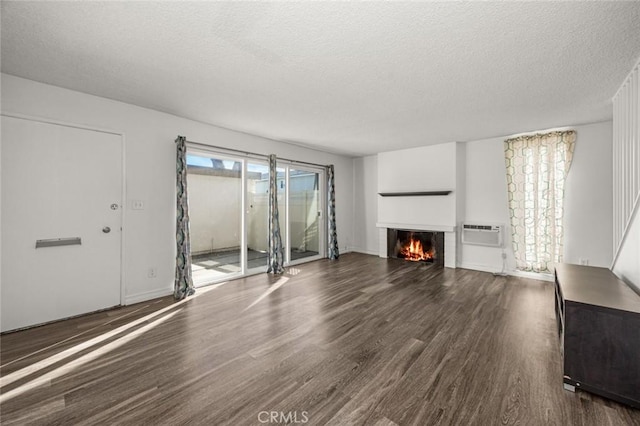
[1, 253, 639, 425]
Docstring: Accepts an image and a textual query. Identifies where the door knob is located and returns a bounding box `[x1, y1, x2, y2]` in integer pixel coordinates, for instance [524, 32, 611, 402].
[102, 227, 111, 233]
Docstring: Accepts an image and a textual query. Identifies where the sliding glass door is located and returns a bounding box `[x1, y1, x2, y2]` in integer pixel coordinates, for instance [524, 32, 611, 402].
[187, 147, 326, 285]
[287, 168, 323, 264]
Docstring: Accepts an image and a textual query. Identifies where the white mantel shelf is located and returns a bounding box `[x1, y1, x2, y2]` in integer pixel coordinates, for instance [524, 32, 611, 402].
[376, 223, 456, 233]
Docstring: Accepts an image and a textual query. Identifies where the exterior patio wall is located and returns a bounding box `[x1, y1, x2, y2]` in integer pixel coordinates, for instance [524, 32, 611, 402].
[189, 174, 320, 255]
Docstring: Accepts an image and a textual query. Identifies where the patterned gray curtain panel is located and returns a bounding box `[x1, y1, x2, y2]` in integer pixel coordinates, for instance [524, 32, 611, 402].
[267, 154, 285, 274]
[327, 164, 340, 260]
[174, 136, 196, 299]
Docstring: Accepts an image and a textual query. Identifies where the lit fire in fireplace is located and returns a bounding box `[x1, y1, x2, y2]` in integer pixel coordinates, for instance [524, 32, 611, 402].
[399, 236, 435, 262]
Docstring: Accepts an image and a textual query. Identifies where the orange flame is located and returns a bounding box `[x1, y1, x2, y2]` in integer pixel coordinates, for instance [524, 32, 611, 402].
[399, 237, 434, 262]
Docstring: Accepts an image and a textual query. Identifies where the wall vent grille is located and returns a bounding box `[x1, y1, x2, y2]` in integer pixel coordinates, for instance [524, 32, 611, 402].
[462, 224, 503, 247]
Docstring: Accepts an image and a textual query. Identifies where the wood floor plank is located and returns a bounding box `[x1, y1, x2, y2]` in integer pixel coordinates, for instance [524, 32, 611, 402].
[325, 338, 427, 425]
[1, 253, 639, 425]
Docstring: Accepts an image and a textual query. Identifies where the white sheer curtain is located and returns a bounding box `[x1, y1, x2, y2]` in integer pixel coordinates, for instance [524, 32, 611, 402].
[504, 131, 576, 273]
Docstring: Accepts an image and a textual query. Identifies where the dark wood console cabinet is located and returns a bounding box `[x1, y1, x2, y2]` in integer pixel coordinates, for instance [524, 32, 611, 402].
[554, 263, 640, 408]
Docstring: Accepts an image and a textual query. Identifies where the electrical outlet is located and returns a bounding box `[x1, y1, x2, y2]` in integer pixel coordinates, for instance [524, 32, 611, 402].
[148, 267, 157, 278]
[579, 258, 589, 266]
[132, 200, 145, 210]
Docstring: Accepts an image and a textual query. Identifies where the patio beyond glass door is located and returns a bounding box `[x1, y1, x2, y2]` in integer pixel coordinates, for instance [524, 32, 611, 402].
[288, 168, 322, 263]
[246, 162, 269, 271]
[186, 148, 326, 286]
[187, 153, 243, 285]
[245, 162, 288, 272]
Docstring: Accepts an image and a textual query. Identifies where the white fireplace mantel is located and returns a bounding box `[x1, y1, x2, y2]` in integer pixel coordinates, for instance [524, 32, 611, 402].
[376, 223, 456, 233]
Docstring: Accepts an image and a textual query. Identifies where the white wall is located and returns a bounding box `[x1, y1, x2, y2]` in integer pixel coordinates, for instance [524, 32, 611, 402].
[463, 121, 613, 273]
[1, 74, 354, 304]
[563, 122, 613, 267]
[352, 155, 378, 255]
[354, 121, 614, 275]
[455, 142, 467, 263]
[461, 135, 514, 273]
[377, 143, 457, 227]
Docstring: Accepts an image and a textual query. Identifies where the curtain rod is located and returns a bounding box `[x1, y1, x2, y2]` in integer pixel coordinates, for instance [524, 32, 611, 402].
[185, 140, 329, 169]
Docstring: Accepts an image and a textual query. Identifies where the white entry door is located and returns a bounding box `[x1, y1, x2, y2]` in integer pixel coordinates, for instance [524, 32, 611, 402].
[1, 116, 123, 332]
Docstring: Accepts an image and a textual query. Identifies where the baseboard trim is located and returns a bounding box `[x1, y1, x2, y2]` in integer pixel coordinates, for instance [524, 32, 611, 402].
[457, 262, 554, 282]
[125, 287, 173, 305]
[457, 262, 502, 275]
[350, 247, 379, 256]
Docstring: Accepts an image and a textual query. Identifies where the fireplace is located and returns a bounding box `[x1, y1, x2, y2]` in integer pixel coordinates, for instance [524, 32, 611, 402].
[387, 229, 444, 266]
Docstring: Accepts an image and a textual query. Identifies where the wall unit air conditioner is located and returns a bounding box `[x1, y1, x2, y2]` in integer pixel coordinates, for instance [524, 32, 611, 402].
[461, 224, 503, 247]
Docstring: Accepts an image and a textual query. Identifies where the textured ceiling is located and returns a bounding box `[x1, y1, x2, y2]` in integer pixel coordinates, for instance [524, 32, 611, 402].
[2, 2, 640, 156]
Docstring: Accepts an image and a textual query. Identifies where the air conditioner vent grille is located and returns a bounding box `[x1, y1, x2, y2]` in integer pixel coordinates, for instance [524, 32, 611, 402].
[462, 223, 503, 247]
[463, 224, 494, 230]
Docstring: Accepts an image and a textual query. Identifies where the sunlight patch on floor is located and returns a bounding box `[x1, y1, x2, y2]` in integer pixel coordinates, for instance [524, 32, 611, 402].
[0, 286, 217, 390]
[243, 276, 290, 312]
[287, 267, 301, 276]
[0, 308, 183, 404]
